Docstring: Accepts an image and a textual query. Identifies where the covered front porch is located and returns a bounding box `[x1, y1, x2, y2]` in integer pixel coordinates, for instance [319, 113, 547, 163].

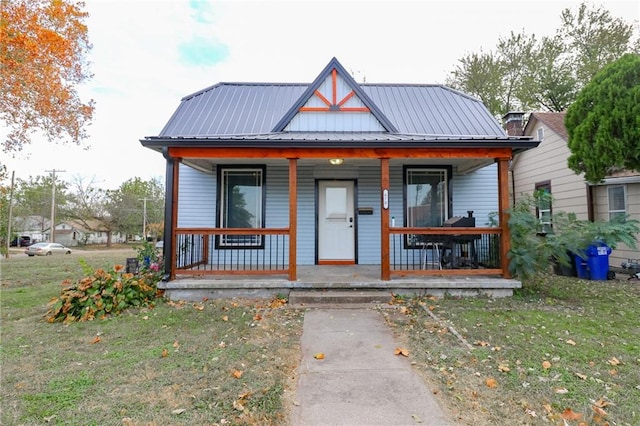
[160, 151, 515, 283]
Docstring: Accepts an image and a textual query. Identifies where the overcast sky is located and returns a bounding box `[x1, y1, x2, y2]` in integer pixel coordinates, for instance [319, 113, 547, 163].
[3, 0, 639, 189]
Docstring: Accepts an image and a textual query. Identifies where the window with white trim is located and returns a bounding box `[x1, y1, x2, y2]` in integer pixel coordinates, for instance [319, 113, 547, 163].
[608, 185, 626, 221]
[217, 166, 265, 248]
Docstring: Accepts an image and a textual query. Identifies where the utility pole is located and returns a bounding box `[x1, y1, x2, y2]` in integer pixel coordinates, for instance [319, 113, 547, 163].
[45, 169, 65, 243]
[139, 197, 148, 240]
[5, 171, 15, 258]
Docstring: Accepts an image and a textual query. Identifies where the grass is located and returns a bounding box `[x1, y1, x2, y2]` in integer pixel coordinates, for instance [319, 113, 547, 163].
[1, 249, 304, 425]
[3, 248, 640, 425]
[384, 274, 640, 425]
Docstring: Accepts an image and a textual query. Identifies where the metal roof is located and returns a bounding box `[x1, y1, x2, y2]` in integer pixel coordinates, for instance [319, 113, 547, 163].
[150, 58, 524, 145]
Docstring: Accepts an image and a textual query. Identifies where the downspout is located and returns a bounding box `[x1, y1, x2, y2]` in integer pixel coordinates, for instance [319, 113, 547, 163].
[586, 183, 594, 222]
[161, 148, 175, 281]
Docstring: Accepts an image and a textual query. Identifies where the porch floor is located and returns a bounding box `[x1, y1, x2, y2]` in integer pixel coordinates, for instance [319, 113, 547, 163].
[159, 265, 521, 301]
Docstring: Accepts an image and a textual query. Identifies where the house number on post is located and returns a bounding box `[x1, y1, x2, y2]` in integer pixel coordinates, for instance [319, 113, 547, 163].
[383, 189, 389, 210]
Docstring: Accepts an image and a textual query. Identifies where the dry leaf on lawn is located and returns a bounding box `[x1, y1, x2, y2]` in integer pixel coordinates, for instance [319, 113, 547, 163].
[161, 348, 169, 358]
[314, 352, 325, 360]
[561, 408, 583, 421]
[542, 360, 551, 369]
[608, 357, 621, 366]
[485, 378, 498, 388]
[232, 369, 243, 379]
[566, 339, 577, 346]
[90, 336, 101, 344]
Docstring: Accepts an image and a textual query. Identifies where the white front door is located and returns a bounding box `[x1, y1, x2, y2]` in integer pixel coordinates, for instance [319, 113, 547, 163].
[317, 180, 355, 264]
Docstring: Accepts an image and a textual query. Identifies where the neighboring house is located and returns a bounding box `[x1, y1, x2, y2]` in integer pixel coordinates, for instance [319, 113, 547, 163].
[12, 216, 49, 243]
[54, 220, 126, 247]
[508, 111, 640, 270]
[140, 57, 538, 294]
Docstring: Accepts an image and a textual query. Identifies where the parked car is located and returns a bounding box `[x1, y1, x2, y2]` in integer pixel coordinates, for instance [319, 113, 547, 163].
[25, 242, 72, 256]
[10, 236, 32, 247]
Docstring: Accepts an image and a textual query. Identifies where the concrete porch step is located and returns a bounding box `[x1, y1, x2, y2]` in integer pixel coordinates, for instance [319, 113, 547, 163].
[288, 289, 396, 308]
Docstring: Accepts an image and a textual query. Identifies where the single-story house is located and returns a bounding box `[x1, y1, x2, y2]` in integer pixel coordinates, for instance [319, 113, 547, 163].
[54, 220, 126, 247]
[140, 57, 539, 298]
[508, 111, 640, 272]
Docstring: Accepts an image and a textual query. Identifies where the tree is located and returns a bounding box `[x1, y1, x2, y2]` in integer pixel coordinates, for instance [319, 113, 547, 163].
[1, 0, 94, 153]
[565, 53, 640, 183]
[446, 2, 638, 117]
[12, 174, 70, 235]
[105, 177, 165, 239]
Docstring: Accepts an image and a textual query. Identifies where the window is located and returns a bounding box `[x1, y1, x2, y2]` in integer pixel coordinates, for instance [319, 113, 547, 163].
[608, 185, 626, 221]
[535, 181, 552, 234]
[217, 166, 266, 248]
[404, 166, 450, 247]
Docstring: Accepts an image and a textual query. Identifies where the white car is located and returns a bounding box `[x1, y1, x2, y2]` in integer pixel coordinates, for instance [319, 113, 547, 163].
[25, 242, 72, 256]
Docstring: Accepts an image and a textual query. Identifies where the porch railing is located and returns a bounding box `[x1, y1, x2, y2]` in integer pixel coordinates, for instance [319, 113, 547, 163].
[173, 228, 290, 276]
[389, 227, 502, 276]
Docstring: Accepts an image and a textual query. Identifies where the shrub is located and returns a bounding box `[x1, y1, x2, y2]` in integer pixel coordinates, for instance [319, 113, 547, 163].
[46, 259, 160, 323]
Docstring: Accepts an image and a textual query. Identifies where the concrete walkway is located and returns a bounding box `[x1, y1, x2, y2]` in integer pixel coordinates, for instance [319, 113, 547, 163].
[290, 308, 452, 426]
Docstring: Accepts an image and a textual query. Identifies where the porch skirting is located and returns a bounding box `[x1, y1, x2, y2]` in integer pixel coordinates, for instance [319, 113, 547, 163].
[158, 266, 521, 301]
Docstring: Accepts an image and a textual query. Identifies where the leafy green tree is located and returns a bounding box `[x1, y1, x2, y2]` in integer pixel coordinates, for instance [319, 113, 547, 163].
[105, 177, 164, 239]
[565, 53, 640, 183]
[12, 175, 70, 234]
[446, 2, 638, 116]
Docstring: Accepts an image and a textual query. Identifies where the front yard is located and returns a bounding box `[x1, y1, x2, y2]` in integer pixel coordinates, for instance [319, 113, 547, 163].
[1, 249, 638, 425]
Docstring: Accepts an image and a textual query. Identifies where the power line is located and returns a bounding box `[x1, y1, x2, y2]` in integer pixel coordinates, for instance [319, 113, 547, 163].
[45, 169, 65, 243]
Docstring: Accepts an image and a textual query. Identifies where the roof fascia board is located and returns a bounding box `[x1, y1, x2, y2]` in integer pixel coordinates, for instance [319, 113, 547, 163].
[271, 57, 398, 133]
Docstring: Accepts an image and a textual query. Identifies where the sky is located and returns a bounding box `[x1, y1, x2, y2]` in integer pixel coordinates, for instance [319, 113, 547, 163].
[2, 0, 639, 190]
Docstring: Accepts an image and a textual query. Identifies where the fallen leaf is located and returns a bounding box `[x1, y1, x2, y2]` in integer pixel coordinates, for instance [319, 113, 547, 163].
[222, 315, 229, 322]
[233, 399, 245, 411]
[314, 352, 325, 360]
[608, 357, 621, 366]
[394, 347, 409, 357]
[593, 398, 610, 408]
[193, 303, 204, 311]
[428, 305, 436, 311]
[171, 409, 186, 415]
[485, 378, 498, 388]
[543, 404, 553, 414]
[561, 408, 583, 421]
[609, 369, 618, 376]
[161, 348, 169, 358]
[90, 336, 101, 344]
[253, 313, 262, 321]
[411, 413, 422, 423]
[592, 405, 607, 416]
[555, 387, 569, 394]
[232, 370, 243, 378]
[566, 339, 577, 346]
[400, 306, 410, 315]
[475, 340, 490, 347]
[498, 364, 510, 373]
[542, 361, 552, 369]
[173, 341, 180, 349]
[525, 409, 537, 418]
[575, 372, 587, 380]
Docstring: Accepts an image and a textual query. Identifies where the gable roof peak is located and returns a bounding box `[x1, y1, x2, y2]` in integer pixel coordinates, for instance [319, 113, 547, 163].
[271, 57, 398, 133]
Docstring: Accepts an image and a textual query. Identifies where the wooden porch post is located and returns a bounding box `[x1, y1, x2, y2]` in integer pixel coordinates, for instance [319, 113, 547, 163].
[288, 158, 297, 281]
[497, 158, 511, 278]
[380, 158, 390, 280]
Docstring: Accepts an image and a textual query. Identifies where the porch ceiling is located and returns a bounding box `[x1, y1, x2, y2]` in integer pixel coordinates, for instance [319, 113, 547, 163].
[183, 157, 494, 175]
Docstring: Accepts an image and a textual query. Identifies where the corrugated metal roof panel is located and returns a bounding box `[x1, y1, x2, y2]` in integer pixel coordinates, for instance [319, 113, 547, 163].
[160, 83, 307, 137]
[158, 83, 506, 138]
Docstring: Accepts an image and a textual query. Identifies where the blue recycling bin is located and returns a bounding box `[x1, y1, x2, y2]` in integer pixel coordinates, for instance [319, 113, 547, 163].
[585, 243, 611, 280]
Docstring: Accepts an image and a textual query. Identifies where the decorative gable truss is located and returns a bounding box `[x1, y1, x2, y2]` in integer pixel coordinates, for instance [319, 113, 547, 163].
[273, 57, 397, 133]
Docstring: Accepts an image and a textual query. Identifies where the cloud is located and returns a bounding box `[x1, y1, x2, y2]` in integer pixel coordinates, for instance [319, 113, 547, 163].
[179, 36, 229, 67]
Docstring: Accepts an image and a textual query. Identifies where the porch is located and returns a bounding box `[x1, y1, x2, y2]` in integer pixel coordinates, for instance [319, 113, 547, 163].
[158, 264, 521, 302]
